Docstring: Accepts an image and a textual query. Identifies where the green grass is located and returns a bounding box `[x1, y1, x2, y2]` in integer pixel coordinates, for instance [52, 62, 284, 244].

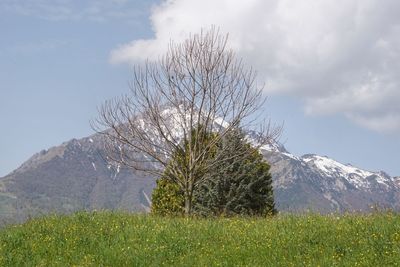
[1, 211, 400, 266]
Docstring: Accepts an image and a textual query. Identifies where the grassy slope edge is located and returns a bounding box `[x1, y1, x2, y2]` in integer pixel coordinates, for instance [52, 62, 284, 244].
[1, 211, 400, 266]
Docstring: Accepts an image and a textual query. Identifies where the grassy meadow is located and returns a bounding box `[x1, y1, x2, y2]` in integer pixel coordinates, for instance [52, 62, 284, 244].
[0, 211, 400, 266]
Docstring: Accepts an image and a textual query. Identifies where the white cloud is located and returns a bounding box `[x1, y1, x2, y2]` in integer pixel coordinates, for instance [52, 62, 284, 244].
[110, 0, 400, 133]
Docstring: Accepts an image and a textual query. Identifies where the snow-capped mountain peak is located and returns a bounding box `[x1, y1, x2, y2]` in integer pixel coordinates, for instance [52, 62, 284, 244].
[301, 154, 392, 189]
[2, 105, 398, 218]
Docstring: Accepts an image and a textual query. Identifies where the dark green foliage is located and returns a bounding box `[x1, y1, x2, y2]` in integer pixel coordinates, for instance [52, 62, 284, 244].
[193, 130, 276, 216]
[151, 129, 276, 217]
[162, 126, 217, 187]
[151, 127, 217, 216]
[151, 178, 184, 216]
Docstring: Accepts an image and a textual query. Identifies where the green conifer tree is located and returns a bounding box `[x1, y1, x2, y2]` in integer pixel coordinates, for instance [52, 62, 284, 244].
[151, 129, 276, 217]
[193, 130, 276, 216]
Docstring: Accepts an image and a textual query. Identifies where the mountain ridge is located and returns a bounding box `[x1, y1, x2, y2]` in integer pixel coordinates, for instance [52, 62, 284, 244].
[0, 128, 399, 221]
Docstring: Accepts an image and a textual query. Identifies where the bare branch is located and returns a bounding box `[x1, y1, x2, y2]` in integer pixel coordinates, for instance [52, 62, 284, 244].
[92, 26, 282, 215]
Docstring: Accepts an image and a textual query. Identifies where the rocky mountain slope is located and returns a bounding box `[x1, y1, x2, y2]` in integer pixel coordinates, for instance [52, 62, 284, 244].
[0, 130, 399, 221]
[0, 135, 154, 222]
[262, 144, 400, 213]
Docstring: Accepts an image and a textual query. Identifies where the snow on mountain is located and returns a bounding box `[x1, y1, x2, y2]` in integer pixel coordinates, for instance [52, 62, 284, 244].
[394, 177, 400, 187]
[135, 106, 233, 145]
[301, 154, 391, 189]
[226, 119, 396, 194]
[259, 143, 300, 161]
[1, 106, 399, 219]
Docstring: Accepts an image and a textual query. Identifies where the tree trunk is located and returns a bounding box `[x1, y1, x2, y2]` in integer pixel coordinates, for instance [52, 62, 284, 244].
[184, 193, 192, 216]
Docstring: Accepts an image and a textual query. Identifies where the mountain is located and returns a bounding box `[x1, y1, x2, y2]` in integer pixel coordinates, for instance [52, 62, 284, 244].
[262, 146, 400, 212]
[0, 136, 155, 222]
[0, 128, 399, 221]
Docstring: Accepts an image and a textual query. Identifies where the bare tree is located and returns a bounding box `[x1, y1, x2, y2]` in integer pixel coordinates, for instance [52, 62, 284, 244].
[92, 28, 281, 215]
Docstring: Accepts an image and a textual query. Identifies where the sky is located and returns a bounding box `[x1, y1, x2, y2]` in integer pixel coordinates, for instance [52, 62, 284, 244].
[0, 0, 399, 177]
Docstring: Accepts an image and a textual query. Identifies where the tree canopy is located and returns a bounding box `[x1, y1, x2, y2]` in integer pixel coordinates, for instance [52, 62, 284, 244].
[93, 27, 281, 215]
[152, 129, 276, 217]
